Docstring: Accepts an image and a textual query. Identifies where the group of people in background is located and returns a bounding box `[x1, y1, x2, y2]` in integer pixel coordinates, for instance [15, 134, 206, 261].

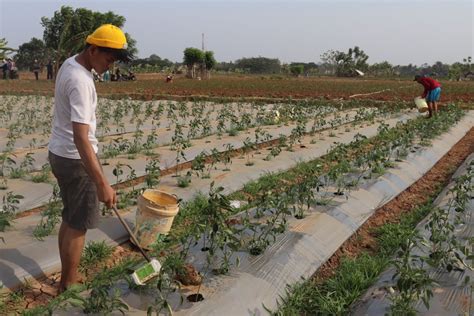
[1, 58, 18, 79]
[32, 60, 54, 80]
[92, 67, 136, 82]
[1, 58, 55, 80]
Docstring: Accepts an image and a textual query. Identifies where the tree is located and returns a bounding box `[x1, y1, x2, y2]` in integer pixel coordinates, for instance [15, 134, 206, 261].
[0, 38, 17, 60]
[320, 49, 340, 75]
[393, 63, 419, 77]
[448, 62, 464, 81]
[430, 61, 449, 77]
[40, 6, 137, 74]
[234, 57, 281, 74]
[130, 54, 174, 72]
[369, 61, 393, 77]
[290, 64, 304, 76]
[334, 46, 369, 77]
[462, 56, 472, 77]
[448, 56, 472, 80]
[203, 51, 216, 79]
[14, 38, 53, 70]
[215, 61, 235, 73]
[183, 47, 204, 78]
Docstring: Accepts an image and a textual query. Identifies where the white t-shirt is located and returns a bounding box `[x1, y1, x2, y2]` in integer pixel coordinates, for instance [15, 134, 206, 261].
[48, 55, 98, 159]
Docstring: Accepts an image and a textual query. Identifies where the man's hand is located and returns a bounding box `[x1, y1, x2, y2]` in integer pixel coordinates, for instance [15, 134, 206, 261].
[97, 183, 116, 209]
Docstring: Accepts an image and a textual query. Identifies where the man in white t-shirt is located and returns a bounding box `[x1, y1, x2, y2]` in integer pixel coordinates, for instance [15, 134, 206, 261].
[48, 24, 133, 292]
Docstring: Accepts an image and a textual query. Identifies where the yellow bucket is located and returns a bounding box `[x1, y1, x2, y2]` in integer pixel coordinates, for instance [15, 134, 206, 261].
[414, 97, 428, 113]
[133, 190, 179, 249]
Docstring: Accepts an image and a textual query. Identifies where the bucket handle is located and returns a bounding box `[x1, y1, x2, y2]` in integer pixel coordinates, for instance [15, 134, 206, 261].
[172, 193, 182, 204]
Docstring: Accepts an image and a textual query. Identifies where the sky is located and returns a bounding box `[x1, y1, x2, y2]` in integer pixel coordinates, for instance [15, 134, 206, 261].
[1, 0, 473, 65]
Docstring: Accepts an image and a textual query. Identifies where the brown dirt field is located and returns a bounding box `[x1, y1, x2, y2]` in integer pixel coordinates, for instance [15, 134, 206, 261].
[2, 74, 472, 103]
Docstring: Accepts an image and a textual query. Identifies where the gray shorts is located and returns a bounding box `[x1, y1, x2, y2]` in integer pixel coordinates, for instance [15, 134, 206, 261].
[48, 151, 99, 231]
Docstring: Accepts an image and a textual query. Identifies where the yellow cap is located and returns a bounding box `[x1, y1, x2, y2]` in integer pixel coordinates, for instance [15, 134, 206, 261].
[86, 24, 128, 49]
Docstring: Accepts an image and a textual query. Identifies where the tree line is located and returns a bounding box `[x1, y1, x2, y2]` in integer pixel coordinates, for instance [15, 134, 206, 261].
[1, 6, 472, 80]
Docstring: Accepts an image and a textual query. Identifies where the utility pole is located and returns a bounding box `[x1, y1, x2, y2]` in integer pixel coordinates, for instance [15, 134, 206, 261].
[201, 33, 206, 79]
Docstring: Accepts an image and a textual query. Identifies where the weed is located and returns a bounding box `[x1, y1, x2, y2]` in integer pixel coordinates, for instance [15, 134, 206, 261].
[80, 240, 114, 273]
[33, 185, 62, 240]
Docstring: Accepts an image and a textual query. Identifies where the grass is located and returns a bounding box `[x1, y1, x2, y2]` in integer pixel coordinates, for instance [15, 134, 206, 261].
[79, 240, 114, 273]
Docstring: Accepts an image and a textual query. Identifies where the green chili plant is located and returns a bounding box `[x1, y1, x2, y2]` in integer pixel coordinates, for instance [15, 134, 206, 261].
[424, 165, 474, 272]
[0, 152, 16, 189]
[290, 178, 317, 219]
[1, 192, 23, 238]
[143, 127, 159, 155]
[166, 101, 177, 129]
[146, 253, 185, 315]
[200, 115, 212, 138]
[288, 118, 307, 151]
[242, 137, 256, 166]
[152, 102, 165, 128]
[191, 151, 207, 178]
[33, 185, 62, 240]
[221, 143, 234, 171]
[389, 233, 434, 315]
[326, 159, 352, 196]
[253, 190, 272, 219]
[238, 112, 253, 131]
[10, 153, 35, 179]
[177, 101, 189, 121]
[187, 116, 201, 139]
[202, 182, 241, 274]
[177, 171, 192, 188]
[82, 272, 129, 315]
[144, 101, 154, 121]
[112, 102, 126, 133]
[248, 193, 291, 256]
[127, 121, 145, 155]
[145, 158, 161, 189]
[171, 123, 191, 178]
[202, 148, 221, 178]
[5, 123, 21, 151]
[2, 191, 23, 215]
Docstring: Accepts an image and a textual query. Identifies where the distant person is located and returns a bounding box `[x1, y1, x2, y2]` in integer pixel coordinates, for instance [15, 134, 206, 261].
[126, 69, 136, 81]
[103, 69, 110, 82]
[166, 74, 173, 83]
[46, 60, 54, 80]
[414, 75, 441, 118]
[6, 58, 12, 79]
[33, 60, 41, 80]
[115, 67, 121, 81]
[8, 59, 17, 79]
[1, 59, 7, 80]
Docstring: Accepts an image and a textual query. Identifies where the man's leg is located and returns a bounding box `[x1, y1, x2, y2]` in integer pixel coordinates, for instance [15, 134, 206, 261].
[427, 102, 433, 118]
[433, 101, 439, 113]
[58, 221, 86, 291]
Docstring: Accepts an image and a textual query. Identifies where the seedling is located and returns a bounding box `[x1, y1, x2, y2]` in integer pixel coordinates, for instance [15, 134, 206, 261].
[145, 158, 161, 189]
[33, 185, 62, 240]
[222, 143, 234, 171]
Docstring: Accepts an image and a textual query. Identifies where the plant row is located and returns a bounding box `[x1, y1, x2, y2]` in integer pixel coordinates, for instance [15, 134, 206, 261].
[13, 104, 465, 315]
